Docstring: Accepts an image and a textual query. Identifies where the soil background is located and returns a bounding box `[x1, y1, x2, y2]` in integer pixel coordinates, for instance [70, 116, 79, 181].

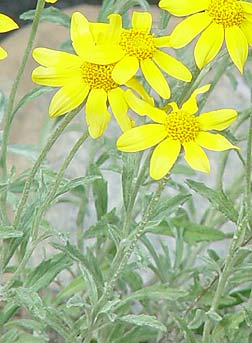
[0, 0, 158, 32]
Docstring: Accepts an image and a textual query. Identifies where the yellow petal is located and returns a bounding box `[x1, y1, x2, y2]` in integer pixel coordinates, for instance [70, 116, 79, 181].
[84, 45, 124, 64]
[45, 0, 58, 3]
[132, 11, 152, 33]
[49, 82, 89, 117]
[71, 12, 94, 57]
[86, 89, 110, 139]
[105, 14, 122, 44]
[169, 12, 212, 48]
[0, 46, 7, 59]
[195, 132, 239, 151]
[240, 20, 252, 46]
[198, 109, 237, 131]
[158, 0, 209, 16]
[182, 84, 211, 114]
[0, 14, 18, 33]
[89, 22, 109, 44]
[241, 1, 252, 14]
[141, 58, 170, 99]
[112, 56, 139, 84]
[153, 50, 192, 82]
[108, 88, 132, 132]
[32, 66, 80, 87]
[183, 141, 210, 173]
[125, 77, 154, 105]
[153, 36, 171, 48]
[150, 138, 181, 180]
[117, 124, 167, 152]
[225, 26, 248, 73]
[32, 48, 81, 68]
[125, 90, 167, 123]
[194, 22, 224, 69]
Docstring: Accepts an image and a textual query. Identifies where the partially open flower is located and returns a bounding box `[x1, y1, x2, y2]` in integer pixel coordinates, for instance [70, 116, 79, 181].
[117, 84, 239, 180]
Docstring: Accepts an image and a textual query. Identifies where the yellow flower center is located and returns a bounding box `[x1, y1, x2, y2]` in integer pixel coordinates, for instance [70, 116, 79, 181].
[165, 111, 200, 143]
[81, 62, 118, 91]
[207, 0, 244, 27]
[119, 29, 156, 60]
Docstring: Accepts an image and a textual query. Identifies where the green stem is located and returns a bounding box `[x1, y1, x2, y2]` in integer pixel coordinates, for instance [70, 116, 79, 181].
[245, 113, 252, 216]
[0, 0, 45, 223]
[5, 131, 88, 288]
[1, 108, 80, 270]
[123, 151, 150, 237]
[82, 177, 167, 343]
[31, 131, 89, 240]
[202, 218, 246, 342]
[13, 109, 80, 230]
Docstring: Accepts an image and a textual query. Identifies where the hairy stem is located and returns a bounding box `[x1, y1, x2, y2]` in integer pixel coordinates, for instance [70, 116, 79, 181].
[82, 177, 167, 343]
[0, 0, 45, 223]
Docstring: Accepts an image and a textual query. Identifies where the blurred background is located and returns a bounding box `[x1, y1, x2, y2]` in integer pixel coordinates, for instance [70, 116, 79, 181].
[0, 0, 158, 34]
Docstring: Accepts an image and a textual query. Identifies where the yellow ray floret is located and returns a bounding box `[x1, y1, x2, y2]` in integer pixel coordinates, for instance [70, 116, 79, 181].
[32, 12, 152, 139]
[117, 84, 239, 180]
[0, 14, 18, 59]
[159, 0, 252, 73]
[107, 11, 192, 99]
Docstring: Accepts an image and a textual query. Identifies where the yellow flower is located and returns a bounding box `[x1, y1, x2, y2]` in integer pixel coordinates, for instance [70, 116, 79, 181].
[159, 0, 252, 72]
[117, 85, 239, 180]
[45, 0, 58, 3]
[0, 14, 18, 59]
[109, 11, 192, 99]
[32, 12, 151, 138]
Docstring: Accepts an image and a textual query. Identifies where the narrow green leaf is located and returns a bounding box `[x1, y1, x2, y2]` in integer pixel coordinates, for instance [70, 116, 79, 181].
[90, 164, 108, 220]
[147, 220, 228, 243]
[5, 319, 44, 332]
[44, 307, 73, 340]
[0, 329, 19, 343]
[0, 90, 6, 124]
[16, 333, 47, 343]
[122, 153, 138, 211]
[186, 179, 238, 223]
[153, 193, 191, 219]
[119, 314, 166, 332]
[7, 144, 39, 161]
[112, 326, 158, 343]
[0, 226, 23, 239]
[188, 309, 206, 329]
[173, 220, 228, 243]
[13, 288, 46, 320]
[54, 276, 85, 304]
[116, 284, 187, 311]
[13, 86, 53, 116]
[24, 253, 72, 291]
[20, 7, 71, 27]
[172, 315, 197, 343]
[84, 209, 120, 239]
[79, 264, 98, 306]
[56, 175, 101, 197]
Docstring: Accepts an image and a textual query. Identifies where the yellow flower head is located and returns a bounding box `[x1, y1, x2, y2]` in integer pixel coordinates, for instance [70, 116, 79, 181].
[117, 85, 239, 180]
[0, 14, 18, 59]
[32, 12, 151, 139]
[45, 0, 58, 3]
[159, 0, 252, 73]
[109, 11, 192, 99]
